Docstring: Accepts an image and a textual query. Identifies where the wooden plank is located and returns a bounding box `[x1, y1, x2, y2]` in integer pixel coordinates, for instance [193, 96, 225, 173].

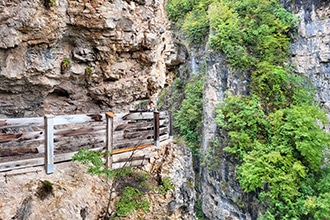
[121, 111, 168, 121]
[114, 119, 168, 132]
[0, 157, 44, 172]
[113, 129, 154, 141]
[113, 155, 149, 164]
[0, 117, 44, 129]
[0, 146, 39, 157]
[160, 133, 169, 142]
[54, 147, 105, 162]
[112, 159, 148, 170]
[54, 126, 105, 138]
[0, 131, 44, 143]
[114, 121, 154, 131]
[159, 127, 169, 135]
[54, 136, 105, 150]
[122, 112, 154, 120]
[113, 139, 153, 149]
[53, 114, 105, 126]
[114, 133, 154, 146]
[112, 143, 153, 155]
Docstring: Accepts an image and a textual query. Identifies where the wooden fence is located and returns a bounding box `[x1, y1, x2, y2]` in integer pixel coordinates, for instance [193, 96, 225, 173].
[0, 111, 173, 174]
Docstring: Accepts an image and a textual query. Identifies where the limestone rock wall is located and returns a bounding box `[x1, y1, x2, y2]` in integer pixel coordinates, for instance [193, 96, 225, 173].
[0, 0, 180, 117]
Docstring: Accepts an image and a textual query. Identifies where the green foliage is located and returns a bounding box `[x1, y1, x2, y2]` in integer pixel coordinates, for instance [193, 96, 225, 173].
[159, 177, 175, 194]
[167, 0, 215, 44]
[157, 77, 185, 111]
[115, 186, 150, 216]
[216, 94, 330, 219]
[85, 66, 93, 75]
[63, 58, 70, 66]
[72, 148, 132, 179]
[44, 0, 56, 9]
[210, 0, 330, 219]
[36, 180, 54, 200]
[73, 148, 153, 218]
[174, 74, 204, 153]
[166, 0, 195, 22]
[195, 199, 206, 219]
[209, 0, 298, 69]
[182, 4, 210, 44]
[61, 58, 70, 72]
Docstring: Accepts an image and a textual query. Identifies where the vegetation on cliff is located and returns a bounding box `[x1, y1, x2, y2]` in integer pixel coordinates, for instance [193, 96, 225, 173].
[167, 0, 330, 219]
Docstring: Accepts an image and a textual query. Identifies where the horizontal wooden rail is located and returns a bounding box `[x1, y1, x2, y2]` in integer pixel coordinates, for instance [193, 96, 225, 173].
[0, 110, 173, 174]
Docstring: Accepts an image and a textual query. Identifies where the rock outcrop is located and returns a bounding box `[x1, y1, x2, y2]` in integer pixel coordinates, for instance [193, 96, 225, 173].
[0, 0, 181, 117]
[0, 141, 196, 219]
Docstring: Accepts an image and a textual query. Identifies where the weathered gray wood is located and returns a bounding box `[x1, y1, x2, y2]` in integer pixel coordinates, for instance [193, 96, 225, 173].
[122, 112, 154, 120]
[53, 114, 105, 126]
[54, 136, 105, 151]
[113, 128, 154, 139]
[54, 147, 105, 162]
[121, 111, 168, 120]
[0, 110, 171, 173]
[54, 126, 105, 138]
[105, 112, 115, 169]
[0, 157, 44, 172]
[0, 117, 44, 129]
[115, 121, 154, 131]
[44, 115, 54, 174]
[0, 146, 39, 157]
[111, 159, 148, 170]
[160, 133, 169, 142]
[113, 138, 153, 149]
[0, 131, 44, 144]
[0, 146, 149, 172]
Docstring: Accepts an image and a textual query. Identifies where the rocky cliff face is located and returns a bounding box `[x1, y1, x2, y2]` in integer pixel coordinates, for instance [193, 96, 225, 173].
[0, 0, 181, 117]
[200, 0, 330, 219]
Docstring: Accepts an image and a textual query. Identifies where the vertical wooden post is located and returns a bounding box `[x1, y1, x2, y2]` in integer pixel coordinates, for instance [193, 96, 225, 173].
[168, 110, 173, 140]
[153, 111, 160, 146]
[106, 112, 115, 169]
[44, 114, 54, 174]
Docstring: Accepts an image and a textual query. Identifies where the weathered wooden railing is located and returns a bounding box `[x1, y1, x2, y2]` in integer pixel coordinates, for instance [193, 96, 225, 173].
[0, 111, 173, 174]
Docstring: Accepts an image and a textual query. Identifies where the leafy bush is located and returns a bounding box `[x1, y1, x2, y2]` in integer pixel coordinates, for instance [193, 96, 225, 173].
[115, 186, 150, 216]
[212, 1, 330, 219]
[160, 177, 175, 194]
[166, 0, 195, 22]
[174, 74, 204, 154]
[182, 4, 210, 44]
[209, 0, 298, 69]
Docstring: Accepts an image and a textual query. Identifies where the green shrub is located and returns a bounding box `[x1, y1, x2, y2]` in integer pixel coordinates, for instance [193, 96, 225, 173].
[212, 1, 330, 219]
[174, 74, 204, 154]
[166, 0, 195, 22]
[209, 0, 298, 69]
[115, 187, 150, 216]
[160, 177, 175, 194]
[182, 6, 209, 44]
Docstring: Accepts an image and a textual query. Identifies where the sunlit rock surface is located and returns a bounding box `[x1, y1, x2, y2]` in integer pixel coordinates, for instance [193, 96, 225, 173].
[0, 0, 181, 117]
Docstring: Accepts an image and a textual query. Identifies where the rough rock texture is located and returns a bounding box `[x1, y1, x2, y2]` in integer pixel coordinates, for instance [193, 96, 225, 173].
[199, 0, 330, 219]
[0, 0, 182, 117]
[200, 50, 259, 220]
[289, 0, 330, 118]
[0, 141, 196, 219]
